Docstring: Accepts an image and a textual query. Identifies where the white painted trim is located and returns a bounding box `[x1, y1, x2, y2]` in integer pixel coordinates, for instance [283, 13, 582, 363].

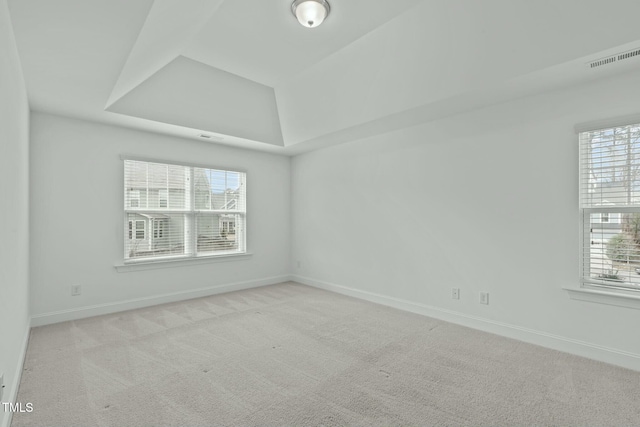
[31, 275, 292, 327]
[564, 286, 640, 310]
[119, 154, 248, 174]
[115, 252, 253, 272]
[574, 113, 640, 133]
[293, 275, 640, 372]
[1, 319, 31, 427]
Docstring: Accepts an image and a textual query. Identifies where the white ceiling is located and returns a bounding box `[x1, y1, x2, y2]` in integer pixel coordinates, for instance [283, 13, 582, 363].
[8, 0, 640, 155]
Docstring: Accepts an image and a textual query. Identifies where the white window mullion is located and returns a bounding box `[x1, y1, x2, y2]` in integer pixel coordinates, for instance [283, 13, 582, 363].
[187, 167, 195, 257]
[239, 213, 246, 253]
[144, 162, 149, 209]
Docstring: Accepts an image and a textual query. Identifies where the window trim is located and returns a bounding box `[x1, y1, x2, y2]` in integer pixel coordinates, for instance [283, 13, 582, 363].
[115, 252, 253, 273]
[563, 286, 640, 310]
[574, 120, 640, 309]
[120, 156, 248, 266]
[575, 114, 640, 134]
[119, 154, 247, 175]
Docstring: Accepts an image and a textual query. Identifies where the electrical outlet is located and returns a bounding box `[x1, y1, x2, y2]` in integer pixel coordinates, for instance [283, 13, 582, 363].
[451, 288, 460, 300]
[296, 260, 301, 269]
[71, 285, 82, 296]
[480, 292, 489, 305]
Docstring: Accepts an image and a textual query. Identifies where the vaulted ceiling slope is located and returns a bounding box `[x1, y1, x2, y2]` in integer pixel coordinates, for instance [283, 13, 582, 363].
[8, 0, 640, 154]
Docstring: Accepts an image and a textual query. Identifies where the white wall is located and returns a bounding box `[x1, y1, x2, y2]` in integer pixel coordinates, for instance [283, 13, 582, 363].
[292, 70, 640, 369]
[29, 113, 290, 320]
[0, 0, 30, 425]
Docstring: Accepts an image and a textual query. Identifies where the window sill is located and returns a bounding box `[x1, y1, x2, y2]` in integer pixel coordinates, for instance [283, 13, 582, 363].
[563, 286, 640, 310]
[115, 253, 252, 273]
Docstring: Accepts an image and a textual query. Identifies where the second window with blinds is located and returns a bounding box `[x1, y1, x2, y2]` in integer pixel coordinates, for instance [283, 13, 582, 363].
[124, 159, 246, 263]
[580, 123, 640, 291]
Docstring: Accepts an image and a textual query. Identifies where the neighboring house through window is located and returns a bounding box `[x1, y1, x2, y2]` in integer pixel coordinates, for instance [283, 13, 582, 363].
[124, 159, 246, 262]
[221, 219, 235, 234]
[129, 190, 140, 208]
[158, 189, 168, 208]
[128, 220, 145, 240]
[135, 220, 145, 239]
[580, 123, 640, 290]
[153, 219, 166, 239]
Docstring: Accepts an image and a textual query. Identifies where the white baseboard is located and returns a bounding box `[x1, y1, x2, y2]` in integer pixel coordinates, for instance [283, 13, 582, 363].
[31, 275, 292, 327]
[293, 275, 640, 372]
[1, 318, 31, 427]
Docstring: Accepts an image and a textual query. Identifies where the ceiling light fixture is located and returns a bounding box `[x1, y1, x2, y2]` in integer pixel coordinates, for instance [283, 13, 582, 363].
[291, 0, 330, 29]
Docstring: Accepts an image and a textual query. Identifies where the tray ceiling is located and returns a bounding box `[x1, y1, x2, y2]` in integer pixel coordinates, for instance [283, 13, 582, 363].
[8, 0, 640, 155]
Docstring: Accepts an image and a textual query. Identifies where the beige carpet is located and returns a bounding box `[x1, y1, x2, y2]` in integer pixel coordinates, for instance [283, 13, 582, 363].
[12, 282, 640, 427]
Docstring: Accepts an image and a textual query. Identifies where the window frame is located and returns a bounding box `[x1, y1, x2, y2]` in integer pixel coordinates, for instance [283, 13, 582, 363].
[121, 156, 247, 265]
[578, 122, 640, 294]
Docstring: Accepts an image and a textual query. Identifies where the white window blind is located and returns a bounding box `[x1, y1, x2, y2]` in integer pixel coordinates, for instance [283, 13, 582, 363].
[580, 123, 640, 290]
[124, 159, 246, 262]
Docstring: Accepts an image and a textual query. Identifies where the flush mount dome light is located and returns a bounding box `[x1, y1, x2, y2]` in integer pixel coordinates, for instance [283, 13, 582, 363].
[291, 0, 330, 28]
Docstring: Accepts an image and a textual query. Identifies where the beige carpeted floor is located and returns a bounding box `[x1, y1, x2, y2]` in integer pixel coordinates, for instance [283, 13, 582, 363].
[12, 282, 640, 427]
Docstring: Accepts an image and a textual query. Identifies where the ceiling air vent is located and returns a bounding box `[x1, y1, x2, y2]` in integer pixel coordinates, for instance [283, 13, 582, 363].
[589, 55, 616, 69]
[588, 48, 640, 69]
[618, 48, 640, 61]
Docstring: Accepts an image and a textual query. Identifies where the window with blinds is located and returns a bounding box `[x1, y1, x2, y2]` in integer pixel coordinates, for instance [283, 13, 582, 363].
[124, 159, 246, 262]
[580, 123, 640, 290]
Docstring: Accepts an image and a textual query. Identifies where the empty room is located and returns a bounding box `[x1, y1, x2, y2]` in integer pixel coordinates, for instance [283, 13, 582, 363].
[2, 0, 640, 426]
